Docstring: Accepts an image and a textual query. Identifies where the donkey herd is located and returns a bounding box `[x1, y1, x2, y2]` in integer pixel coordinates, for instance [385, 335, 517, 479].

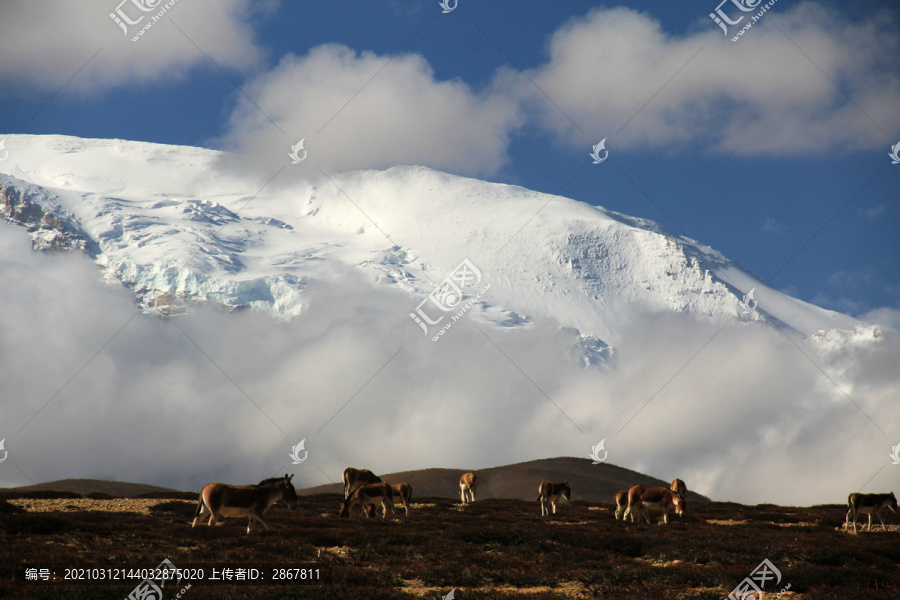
[190, 469, 898, 537]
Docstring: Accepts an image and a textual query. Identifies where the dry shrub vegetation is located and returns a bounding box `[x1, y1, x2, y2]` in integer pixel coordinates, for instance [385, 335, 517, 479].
[0, 493, 898, 599]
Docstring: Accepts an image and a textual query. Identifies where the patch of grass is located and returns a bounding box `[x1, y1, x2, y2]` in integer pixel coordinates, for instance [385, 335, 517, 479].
[0, 490, 83, 499]
[84, 492, 117, 499]
[137, 491, 198, 500]
[0, 497, 26, 513]
[1, 514, 71, 534]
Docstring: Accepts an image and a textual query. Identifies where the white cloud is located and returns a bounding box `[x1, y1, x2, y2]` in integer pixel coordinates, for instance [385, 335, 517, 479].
[861, 307, 900, 330]
[211, 3, 900, 178]
[810, 291, 866, 316]
[1, 221, 897, 505]
[814, 268, 898, 319]
[215, 44, 522, 178]
[3, 1, 895, 170]
[761, 217, 786, 234]
[860, 203, 887, 220]
[499, 3, 900, 155]
[828, 268, 874, 289]
[0, 0, 267, 93]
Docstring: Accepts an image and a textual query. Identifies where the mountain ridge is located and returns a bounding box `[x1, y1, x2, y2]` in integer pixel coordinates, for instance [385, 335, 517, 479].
[300, 456, 711, 503]
[0, 457, 710, 503]
[0, 133, 870, 357]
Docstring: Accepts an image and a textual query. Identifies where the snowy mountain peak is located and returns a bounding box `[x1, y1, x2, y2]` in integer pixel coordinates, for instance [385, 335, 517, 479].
[0, 134, 861, 347]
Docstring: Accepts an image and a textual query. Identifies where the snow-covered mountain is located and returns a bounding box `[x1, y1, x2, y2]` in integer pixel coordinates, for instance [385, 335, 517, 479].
[0, 134, 865, 353]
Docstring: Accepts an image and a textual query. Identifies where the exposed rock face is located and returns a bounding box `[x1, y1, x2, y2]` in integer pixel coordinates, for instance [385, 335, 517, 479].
[0, 182, 89, 253]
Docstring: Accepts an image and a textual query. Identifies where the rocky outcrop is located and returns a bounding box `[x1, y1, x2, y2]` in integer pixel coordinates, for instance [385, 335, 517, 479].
[0, 182, 89, 253]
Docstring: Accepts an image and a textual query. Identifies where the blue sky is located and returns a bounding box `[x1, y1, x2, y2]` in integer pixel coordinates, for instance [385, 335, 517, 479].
[1, 0, 898, 318]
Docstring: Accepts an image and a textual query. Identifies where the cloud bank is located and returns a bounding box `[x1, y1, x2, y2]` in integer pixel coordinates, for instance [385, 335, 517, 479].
[214, 3, 900, 178]
[1, 3, 896, 173]
[501, 3, 900, 154]
[1, 223, 897, 505]
[0, 0, 266, 93]
[215, 44, 522, 177]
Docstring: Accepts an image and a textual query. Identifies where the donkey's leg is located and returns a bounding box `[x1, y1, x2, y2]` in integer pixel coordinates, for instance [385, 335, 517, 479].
[192, 500, 211, 528]
[247, 512, 270, 534]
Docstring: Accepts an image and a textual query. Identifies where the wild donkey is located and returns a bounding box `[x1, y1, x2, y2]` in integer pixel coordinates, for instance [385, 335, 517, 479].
[192, 474, 298, 535]
[845, 492, 897, 534]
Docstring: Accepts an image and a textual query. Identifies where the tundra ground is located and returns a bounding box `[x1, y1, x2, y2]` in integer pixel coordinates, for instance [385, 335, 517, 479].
[1, 493, 897, 599]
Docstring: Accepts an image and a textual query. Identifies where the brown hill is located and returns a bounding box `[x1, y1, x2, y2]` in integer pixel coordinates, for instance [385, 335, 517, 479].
[298, 456, 710, 503]
[0, 458, 710, 503]
[0, 478, 181, 498]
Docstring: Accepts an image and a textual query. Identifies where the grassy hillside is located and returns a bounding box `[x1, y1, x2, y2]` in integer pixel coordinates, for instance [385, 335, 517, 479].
[1, 479, 181, 498]
[0, 458, 709, 505]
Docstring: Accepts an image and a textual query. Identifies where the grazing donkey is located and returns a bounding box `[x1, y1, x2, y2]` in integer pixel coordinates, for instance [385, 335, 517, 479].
[460, 472, 477, 504]
[614, 490, 632, 521]
[538, 481, 571, 516]
[343, 467, 382, 499]
[624, 485, 684, 525]
[365, 483, 413, 518]
[845, 492, 897, 534]
[340, 482, 395, 519]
